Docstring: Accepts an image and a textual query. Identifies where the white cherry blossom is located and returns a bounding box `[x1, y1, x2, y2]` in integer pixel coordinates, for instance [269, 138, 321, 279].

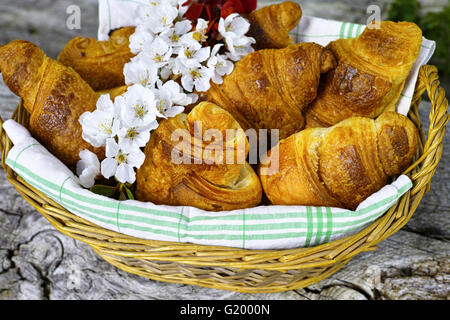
[123, 57, 158, 88]
[79, 94, 120, 147]
[141, 2, 178, 34]
[160, 20, 192, 52]
[218, 13, 251, 42]
[128, 26, 154, 54]
[117, 123, 157, 152]
[76, 149, 100, 188]
[226, 36, 256, 61]
[192, 18, 209, 43]
[181, 63, 213, 92]
[178, 41, 210, 62]
[101, 138, 146, 184]
[207, 44, 234, 84]
[141, 36, 173, 67]
[117, 84, 162, 129]
[152, 80, 194, 117]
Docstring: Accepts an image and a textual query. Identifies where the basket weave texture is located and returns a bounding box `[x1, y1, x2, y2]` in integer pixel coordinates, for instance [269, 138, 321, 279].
[0, 65, 448, 293]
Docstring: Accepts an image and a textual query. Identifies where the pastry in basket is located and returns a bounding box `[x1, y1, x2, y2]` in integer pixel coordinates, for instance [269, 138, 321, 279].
[202, 42, 336, 139]
[57, 27, 136, 91]
[259, 112, 418, 210]
[305, 21, 422, 128]
[56, 1, 301, 91]
[97, 85, 129, 101]
[0, 40, 104, 167]
[247, 1, 302, 50]
[135, 101, 262, 211]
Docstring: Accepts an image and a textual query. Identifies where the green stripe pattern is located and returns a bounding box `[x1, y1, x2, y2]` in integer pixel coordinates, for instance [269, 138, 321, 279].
[289, 17, 365, 44]
[4, 140, 412, 250]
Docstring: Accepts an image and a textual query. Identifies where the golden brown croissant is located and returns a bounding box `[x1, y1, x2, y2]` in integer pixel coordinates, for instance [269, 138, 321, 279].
[135, 101, 262, 211]
[259, 112, 418, 210]
[0, 40, 103, 167]
[247, 1, 302, 50]
[57, 27, 135, 91]
[96, 85, 129, 101]
[202, 43, 336, 139]
[305, 21, 422, 128]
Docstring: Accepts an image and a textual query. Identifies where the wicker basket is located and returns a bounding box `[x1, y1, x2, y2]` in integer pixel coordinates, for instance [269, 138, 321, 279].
[0, 65, 448, 293]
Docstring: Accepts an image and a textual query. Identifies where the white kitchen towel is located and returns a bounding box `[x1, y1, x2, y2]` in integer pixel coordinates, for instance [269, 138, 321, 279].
[3, 119, 412, 250]
[96, 0, 435, 116]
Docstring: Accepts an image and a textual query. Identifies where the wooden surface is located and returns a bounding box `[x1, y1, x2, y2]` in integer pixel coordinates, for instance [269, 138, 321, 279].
[0, 0, 449, 300]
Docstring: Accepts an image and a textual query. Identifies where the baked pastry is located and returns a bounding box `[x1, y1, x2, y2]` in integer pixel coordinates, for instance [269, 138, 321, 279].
[135, 101, 262, 211]
[96, 85, 129, 100]
[305, 21, 422, 128]
[247, 1, 302, 50]
[202, 43, 336, 139]
[0, 40, 104, 167]
[259, 112, 418, 210]
[57, 27, 135, 91]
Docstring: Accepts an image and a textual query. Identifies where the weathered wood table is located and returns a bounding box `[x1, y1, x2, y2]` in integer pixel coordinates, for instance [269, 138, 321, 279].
[0, 0, 449, 300]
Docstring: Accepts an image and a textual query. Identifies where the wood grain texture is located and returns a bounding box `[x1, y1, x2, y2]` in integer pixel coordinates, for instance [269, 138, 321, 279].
[0, 0, 449, 300]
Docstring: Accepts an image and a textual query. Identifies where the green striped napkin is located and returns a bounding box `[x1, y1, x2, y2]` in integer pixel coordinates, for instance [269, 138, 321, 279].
[2, 120, 412, 250]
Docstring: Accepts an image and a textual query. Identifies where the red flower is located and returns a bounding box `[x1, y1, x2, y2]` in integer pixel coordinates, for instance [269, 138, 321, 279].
[240, 0, 257, 13]
[221, 0, 244, 18]
[183, 2, 204, 20]
[183, 0, 257, 20]
[183, 0, 222, 21]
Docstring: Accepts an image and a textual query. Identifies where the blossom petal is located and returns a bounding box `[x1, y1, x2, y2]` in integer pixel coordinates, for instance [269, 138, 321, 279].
[101, 157, 118, 179]
[174, 20, 192, 34]
[96, 94, 114, 112]
[116, 163, 136, 184]
[105, 138, 120, 158]
[127, 149, 146, 168]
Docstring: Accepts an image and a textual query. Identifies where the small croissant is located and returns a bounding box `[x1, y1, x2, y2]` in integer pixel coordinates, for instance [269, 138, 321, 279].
[136, 102, 262, 211]
[247, 1, 302, 50]
[305, 21, 422, 128]
[203, 42, 336, 139]
[0, 40, 104, 167]
[57, 27, 136, 91]
[259, 112, 418, 210]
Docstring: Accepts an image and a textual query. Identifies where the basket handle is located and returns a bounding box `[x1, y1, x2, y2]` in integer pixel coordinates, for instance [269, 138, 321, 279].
[403, 65, 449, 194]
[0, 112, 7, 170]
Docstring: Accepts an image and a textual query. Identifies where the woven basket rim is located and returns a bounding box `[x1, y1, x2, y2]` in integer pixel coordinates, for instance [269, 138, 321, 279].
[1, 64, 448, 293]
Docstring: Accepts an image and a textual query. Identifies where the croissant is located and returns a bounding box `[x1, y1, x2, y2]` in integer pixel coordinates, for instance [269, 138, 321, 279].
[259, 112, 418, 210]
[96, 85, 129, 101]
[57, 27, 135, 91]
[247, 1, 302, 50]
[135, 101, 262, 211]
[0, 40, 103, 167]
[305, 21, 422, 128]
[202, 43, 336, 139]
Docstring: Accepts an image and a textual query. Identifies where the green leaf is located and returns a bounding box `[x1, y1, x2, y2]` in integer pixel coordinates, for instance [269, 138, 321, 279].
[118, 189, 128, 201]
[124, 185, 135, 200]
[90, 184, 118, 198]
